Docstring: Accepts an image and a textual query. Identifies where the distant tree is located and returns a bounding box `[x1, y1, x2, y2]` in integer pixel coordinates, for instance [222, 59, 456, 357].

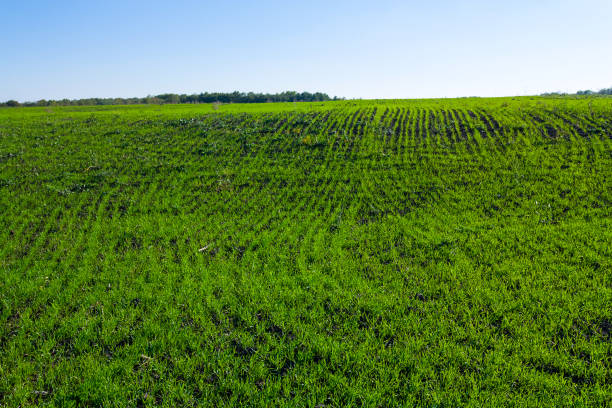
[5, 100, 20, 107]
[184, 94, 198, 104]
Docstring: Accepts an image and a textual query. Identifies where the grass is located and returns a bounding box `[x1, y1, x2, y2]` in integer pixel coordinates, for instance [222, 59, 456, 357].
[0, 97, 611, 406]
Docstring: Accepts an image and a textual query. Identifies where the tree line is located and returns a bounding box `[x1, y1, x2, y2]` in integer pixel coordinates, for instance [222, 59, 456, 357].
[1, 91, 340, 107]
[541, 87, 612, 97]
[576, 88, 612, 95]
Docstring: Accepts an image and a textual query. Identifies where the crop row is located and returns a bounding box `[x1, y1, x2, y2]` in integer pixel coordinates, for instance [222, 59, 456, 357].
[0, 99, 610, 405]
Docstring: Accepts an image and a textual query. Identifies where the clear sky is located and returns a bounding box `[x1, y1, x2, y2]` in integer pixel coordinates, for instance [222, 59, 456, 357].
[2, 0, 611, 101]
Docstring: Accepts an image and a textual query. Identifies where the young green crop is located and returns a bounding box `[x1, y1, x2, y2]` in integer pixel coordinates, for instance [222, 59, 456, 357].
[0, 97, 611, 406]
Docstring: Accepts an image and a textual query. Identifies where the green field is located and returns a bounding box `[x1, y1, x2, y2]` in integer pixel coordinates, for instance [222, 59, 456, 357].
[1, 98, 611, 406]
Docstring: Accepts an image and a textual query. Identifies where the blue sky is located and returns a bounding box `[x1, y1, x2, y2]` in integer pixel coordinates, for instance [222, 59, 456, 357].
[2, 0, 611, 101]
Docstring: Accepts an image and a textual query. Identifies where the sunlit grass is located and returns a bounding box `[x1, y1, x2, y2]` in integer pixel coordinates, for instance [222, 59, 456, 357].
[1, 97, 610, 406]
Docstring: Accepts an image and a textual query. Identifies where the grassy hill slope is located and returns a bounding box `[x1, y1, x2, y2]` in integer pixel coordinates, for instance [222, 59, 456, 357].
[1, 98, 611, 406]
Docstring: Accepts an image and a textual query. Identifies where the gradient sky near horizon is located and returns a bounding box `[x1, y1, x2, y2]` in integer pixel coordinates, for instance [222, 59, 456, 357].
[2, 0, 611, 101]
